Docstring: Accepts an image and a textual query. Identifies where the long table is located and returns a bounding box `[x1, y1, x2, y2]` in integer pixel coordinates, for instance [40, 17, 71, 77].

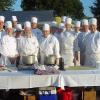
[0, 69, 100, 89]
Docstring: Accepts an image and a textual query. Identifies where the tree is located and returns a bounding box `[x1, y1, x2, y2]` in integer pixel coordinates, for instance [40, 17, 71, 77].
[21, 0, 84, 19]
[90, 0, 100, 30]
[0, 0, 15, 11]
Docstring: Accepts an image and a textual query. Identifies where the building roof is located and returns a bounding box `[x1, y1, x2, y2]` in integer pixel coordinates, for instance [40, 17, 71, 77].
[0, 10, 54, 23]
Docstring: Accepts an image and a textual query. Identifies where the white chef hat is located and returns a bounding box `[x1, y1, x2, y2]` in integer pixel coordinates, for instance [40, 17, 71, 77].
[24, 21, 31, 28]
[50, 21, 57, 27]
[58, 23, 65, 29]
[82, 19, 88, 25]
[75, 21, 81, 27]
[65, 17, 72, 24]
[5, 21, 12, 28]
[61, 16, 67, 23]
[12, 16, 17, 21]
[89, 18, 97, 25]
[43, 23, 50, 31]
[31, 17, 38, 23]
[0, 16, 5, 22]
[16, 24, 22, 31]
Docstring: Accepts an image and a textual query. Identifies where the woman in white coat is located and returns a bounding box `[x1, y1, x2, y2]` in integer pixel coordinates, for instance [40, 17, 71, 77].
[39, 23, 60, 65]
[17, 21, 39, 64]
[0, 21, 18, 66]
[84, 18, 100, 67]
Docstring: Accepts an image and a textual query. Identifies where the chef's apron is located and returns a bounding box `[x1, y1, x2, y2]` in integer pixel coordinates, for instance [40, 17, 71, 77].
[85, 53, 100, 67]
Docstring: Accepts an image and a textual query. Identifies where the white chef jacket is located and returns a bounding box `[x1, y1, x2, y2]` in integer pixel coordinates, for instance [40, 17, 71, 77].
[18, 36, 39, 57]
[84, 31, 100, 67]
[0, 34, 18, 66]
[0, 34, 18, 57]
[0, 29, 6, 39]
[60, 31, 75, 67]
[39, 34, 60, 64]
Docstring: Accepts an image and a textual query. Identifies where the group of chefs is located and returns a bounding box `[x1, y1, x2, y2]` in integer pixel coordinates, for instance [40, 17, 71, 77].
[0, 15, 100, 68]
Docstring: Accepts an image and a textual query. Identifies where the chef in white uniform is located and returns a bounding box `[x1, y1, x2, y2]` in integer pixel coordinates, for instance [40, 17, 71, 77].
[0, 16, 5, 39]
[39, 23, 60, 65]
[60, 18, 75, 68]
[54, 23, 65, 42]
[18, 21, 39, 64]
[0, 21, 18, 66]
[73, 21, 81, 38]
[50, 21, 58, 35]
[76, 19, 89, 65]
[12, 16, 18, 29]
[61, 16, 67, 23]
[73, 21, 81, 66]
[84, 18, 100, 67]
[31, 17, 42, 41]
[14, 24, 23, 38]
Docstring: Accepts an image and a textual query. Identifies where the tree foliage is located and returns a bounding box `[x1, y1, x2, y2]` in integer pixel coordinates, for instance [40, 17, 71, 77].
[0, 0, 15, 11]
[91, 0, 100, 17]
[90, 0, 100, 30]
[21, 0, 84, 19]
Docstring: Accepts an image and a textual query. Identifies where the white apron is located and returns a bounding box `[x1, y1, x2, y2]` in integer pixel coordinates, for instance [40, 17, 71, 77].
[85, 53, 100, 67]
[84, 31, 100, 67]
[60, 31, 75, 68]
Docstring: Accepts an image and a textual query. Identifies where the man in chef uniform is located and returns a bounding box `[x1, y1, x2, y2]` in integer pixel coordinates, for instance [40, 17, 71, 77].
[12, 16, 18, 28]
[60, 17, 75, 68]
[50, 21, 58, 35]
[61, 16, 67, 23]
[39, 23, 60, 65]
[15, 24, 23, 38]
[0, 16, 5, 39]
[0, 21, 18, 66]
[84, 18, 100, 67]
[73, 21, 81, 66]
[17, 21, 39, 64]
[76, 19, 89, 65]
[54, 23, 65, 42]
[73, 21, 81, 38]
[31, 17, 42, 41]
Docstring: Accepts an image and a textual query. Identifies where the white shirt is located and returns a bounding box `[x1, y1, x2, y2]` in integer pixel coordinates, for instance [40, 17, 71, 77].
[0, 29, 5, 39]
[0, 34, 18, 57]
[60, 31, 75, 52]
[18, 36, 39, 57]
[39, 34, 60, 58]
[76, 31, 89, 53]
[85, 31, 100, 54]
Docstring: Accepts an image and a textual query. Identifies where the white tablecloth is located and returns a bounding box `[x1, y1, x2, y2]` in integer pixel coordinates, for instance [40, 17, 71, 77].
[0, 69, 100, 89]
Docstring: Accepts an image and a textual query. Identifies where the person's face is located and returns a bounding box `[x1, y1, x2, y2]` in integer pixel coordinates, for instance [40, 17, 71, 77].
[65, 23, 72, 31]
[75, 27, 80, 32]
[24, 27, 32, 36]
[82, 25, 89, 32]
[6, 28, 13, 36]
[12, 21, 17, 27]
[89, 24, 97, 33]
[0, 21, 4, 29]
[15, 31, 22, 38]
[24, 27, 31, 33]
[43, 30, 50, 38]
[31, 23, 37, 29]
